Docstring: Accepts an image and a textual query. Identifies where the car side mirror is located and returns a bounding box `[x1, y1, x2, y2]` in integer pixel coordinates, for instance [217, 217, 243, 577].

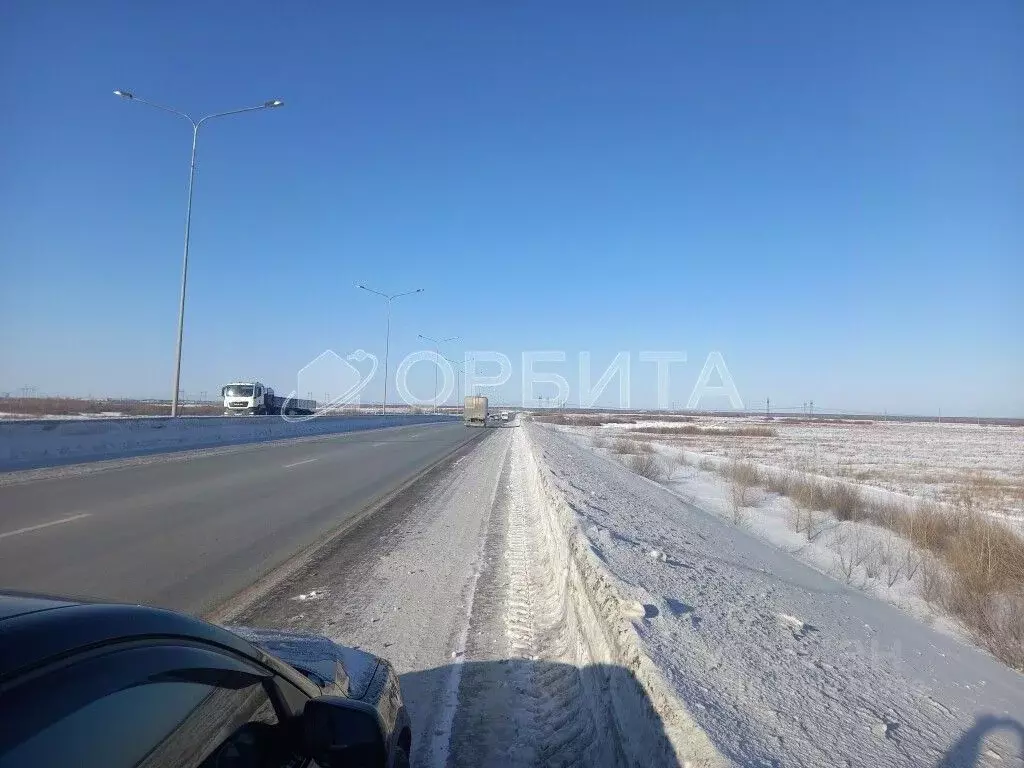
[301, 696, 388, 768]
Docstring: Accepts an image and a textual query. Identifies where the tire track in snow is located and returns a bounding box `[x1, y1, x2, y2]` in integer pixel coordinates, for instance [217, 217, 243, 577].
[504, 442, 606, 766]
[518, 426, 725, 767]
[473, 428, 712, 767]
[447, 429, 615, 766]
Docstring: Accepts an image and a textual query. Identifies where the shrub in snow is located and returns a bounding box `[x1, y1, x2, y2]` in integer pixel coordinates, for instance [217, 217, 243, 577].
[627, 453, 665, 480]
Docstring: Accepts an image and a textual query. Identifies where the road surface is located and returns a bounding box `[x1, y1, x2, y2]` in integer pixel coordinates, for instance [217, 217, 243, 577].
[227, 420, 668, 768]
[0, 421, 484, 614]
[0, 415, 632, 768]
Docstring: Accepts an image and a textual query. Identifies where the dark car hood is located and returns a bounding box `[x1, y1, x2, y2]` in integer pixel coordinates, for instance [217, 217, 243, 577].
[227, 625, 382, 700]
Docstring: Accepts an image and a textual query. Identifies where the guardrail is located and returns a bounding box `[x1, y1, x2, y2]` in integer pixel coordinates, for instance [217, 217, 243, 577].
[0, 414, 458, 472]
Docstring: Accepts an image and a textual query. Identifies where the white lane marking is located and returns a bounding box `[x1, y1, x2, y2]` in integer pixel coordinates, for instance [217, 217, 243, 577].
[0, 513, 92, 541]
[426, 435, 506, 768]
[428, 562, 484, 767]
[283, 458, 319, 469]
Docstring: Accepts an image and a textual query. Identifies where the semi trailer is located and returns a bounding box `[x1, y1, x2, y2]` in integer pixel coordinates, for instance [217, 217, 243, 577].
[221, 382, 316, 416]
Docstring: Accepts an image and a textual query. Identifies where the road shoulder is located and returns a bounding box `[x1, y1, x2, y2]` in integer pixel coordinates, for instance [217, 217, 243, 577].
[231, 427, 511, 766]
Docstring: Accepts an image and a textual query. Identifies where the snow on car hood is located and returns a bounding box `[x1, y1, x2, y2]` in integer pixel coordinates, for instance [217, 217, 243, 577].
[227, 625, 381, 700]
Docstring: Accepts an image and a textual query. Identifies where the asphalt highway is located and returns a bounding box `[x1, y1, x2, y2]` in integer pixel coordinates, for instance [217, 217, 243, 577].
[0, 421, 484, 614]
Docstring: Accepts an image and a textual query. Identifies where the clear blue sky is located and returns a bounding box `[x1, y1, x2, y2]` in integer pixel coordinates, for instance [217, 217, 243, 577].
[2, 2, 1021, 415]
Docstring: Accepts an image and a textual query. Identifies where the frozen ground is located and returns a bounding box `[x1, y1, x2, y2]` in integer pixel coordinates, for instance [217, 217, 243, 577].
[573, 416, 1024, 519]
[530, 421, 1024, 767]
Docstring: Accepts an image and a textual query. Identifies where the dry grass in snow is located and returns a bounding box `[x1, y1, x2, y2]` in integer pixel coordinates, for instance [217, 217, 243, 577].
[626, 453, 667, 481]
[601, 416, 1024, 519]
[571, 422, 1024, 669]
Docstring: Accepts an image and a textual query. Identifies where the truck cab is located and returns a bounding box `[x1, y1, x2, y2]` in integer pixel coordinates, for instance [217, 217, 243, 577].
[222, 381, 272, 415]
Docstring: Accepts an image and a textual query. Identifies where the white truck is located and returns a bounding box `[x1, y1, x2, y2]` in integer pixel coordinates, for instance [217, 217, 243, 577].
[500, 411, 510, 421]
[463, 395, 488, 427]
[221, 382, 316, 416]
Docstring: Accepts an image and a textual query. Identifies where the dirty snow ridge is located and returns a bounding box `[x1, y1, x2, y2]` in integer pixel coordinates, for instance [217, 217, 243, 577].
[505, 437, 610, 765]
[513, 427, 724, 767]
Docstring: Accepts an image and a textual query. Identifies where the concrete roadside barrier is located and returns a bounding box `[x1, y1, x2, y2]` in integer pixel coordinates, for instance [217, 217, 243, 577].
[0, 414, 457, 472]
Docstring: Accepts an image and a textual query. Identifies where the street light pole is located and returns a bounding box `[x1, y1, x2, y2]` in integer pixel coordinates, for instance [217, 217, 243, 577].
[357, 284, 423, 416]
[172, 124, 198, 419]
[418, 334, 459, 413]
[113, 90, 283, 417]
[443, 356, 463, 407]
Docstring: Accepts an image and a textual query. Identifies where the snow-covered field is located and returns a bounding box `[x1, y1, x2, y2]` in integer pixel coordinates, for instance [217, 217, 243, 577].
[527, 420, 1024, 767]
[562, 415, 1024, 519]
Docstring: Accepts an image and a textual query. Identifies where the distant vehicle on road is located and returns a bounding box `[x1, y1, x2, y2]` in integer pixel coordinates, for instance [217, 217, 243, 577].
[500, 411, 510, 421]
[464, 395, 488, 427]
[0, 592, 411, 768]
[222, 381, 316, 416]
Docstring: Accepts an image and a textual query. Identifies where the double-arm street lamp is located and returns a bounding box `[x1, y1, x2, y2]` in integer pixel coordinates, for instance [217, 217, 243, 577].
[113, 90, 283, 417]
[356, 284, 424, 415]
[442, 356, 465, 407]
[417, 334, 459, 413]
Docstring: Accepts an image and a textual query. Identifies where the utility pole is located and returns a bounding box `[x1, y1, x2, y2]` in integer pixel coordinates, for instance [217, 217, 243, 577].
[810, 400, 814, 417]
[766, 397, 770, 419]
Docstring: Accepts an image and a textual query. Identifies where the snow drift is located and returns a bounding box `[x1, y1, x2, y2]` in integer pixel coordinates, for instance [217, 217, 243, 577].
[516, 425, 724, 766]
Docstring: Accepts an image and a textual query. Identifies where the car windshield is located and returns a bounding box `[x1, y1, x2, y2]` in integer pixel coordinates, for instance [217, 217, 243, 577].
[3, 6, 1022, 767]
